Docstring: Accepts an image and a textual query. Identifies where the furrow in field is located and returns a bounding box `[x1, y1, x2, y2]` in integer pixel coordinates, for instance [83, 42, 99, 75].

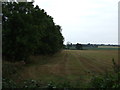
[20, 50, 118, 81]
[73, 50, 114, 72]
[71, 52, 104, 73]
[65, 51, 86, 75]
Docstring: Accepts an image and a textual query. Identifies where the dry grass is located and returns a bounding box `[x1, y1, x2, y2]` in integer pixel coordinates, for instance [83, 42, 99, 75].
[3, 49, 118, 85]
[17, 50, 119, 83]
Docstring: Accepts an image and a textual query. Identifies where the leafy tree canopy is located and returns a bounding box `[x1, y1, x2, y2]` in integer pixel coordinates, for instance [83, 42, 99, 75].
[2, 2, 64, 62]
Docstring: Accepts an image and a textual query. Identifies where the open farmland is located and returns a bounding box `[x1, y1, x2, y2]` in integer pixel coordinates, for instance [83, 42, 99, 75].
[6, 50, 116, 85]
[3, 49, 119, 88]
[98, 46, 119, 48]
[97, 46, 120, 50]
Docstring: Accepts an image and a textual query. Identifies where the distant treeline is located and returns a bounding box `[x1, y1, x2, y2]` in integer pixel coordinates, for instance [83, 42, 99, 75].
[2, 2, 64, 62]
[64, 43, 96, 50]
[64, 43, 120, 50]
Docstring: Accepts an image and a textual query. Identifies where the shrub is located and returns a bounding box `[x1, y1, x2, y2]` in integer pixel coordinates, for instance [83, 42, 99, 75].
[90, 58, 120, 88]
[2, 78, 17, 88]
[2, 79, 72, 89]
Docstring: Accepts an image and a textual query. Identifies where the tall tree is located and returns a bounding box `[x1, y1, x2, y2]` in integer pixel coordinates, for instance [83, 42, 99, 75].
[76, 43, 83, 50]
[2, 2, 64, 62]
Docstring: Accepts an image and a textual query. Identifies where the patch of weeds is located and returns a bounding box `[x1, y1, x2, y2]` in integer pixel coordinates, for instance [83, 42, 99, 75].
[2, 79, 74, 89]
[89, 58, 120, 88]
[2, 61, 24, 79]
[20, 79, 41, 88]
[2, 78, 17, 88]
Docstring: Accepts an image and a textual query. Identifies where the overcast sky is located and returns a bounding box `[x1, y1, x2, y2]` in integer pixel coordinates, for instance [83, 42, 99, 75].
[33, 0, 119, 45]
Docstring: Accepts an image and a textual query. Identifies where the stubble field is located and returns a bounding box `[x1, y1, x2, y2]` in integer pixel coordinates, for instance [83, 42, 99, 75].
[3, 49, 119, 87]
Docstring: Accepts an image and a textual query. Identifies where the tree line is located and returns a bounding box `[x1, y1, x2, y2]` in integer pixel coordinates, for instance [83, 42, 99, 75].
[66, 42, 83, 50]
[2, 2, 64, 62]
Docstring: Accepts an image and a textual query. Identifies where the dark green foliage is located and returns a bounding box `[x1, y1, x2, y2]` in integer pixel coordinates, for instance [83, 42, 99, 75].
[2, 61, 24, 79]
[90, 59, 120, 88]
[2, 78, 73, 89]
[76, 43, 83, 50]
[66, 42, 72, 49]
[2, 78, 17, 88]
[2, 78, 40, 88]
[2, 63, 18, 78]
[2, 2, 64, 62]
